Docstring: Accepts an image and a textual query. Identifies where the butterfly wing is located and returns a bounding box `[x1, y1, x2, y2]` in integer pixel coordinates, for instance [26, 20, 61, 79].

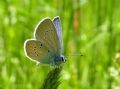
[24, 39, 53, 64]
[53, 16, 63, 52]
[34, 18, 61, 54]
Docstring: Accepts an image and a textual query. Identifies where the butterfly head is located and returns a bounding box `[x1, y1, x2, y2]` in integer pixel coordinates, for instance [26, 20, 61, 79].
[53, 54, 66, 65]
[60, 55, 66, 62]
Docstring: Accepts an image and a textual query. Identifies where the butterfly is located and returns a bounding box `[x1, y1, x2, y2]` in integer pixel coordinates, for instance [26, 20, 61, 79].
[24, 16, 66, 66]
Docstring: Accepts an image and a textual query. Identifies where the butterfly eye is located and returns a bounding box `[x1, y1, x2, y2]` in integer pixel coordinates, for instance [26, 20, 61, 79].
[61, 56, 66, 62]
[61, 57, 64, 62]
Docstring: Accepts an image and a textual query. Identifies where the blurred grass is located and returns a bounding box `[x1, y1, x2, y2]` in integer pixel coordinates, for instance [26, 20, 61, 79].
[0, 0, 120, 89]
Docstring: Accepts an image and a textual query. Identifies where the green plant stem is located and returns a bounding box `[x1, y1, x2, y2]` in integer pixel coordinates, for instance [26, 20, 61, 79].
[40, 67, 62, 89]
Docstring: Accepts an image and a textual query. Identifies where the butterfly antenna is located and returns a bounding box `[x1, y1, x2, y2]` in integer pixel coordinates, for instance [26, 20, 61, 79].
[65, 53, 84, 58]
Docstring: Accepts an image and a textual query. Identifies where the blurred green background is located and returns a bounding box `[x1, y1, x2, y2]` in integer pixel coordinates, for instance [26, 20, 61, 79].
[0, 0, 120, 89]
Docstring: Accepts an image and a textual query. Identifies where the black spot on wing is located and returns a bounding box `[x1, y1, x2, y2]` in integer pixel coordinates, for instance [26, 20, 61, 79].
[40, 43, 43, 48]
[48, 50, 50, 53]
[41, 44, 43, 46]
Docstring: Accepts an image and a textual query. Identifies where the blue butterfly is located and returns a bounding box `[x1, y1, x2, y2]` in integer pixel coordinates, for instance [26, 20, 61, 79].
[24, 16, 66, 66]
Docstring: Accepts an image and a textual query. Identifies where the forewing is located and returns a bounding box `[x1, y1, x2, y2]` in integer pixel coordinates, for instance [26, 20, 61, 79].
[34, 18, 60, 53]
[53, 16, 63, 50]
[24, 39, 52, 64]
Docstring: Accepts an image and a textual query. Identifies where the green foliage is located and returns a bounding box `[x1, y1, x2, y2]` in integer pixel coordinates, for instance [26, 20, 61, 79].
[0, 0, 120, 89]
[40, 67, 62, 89]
